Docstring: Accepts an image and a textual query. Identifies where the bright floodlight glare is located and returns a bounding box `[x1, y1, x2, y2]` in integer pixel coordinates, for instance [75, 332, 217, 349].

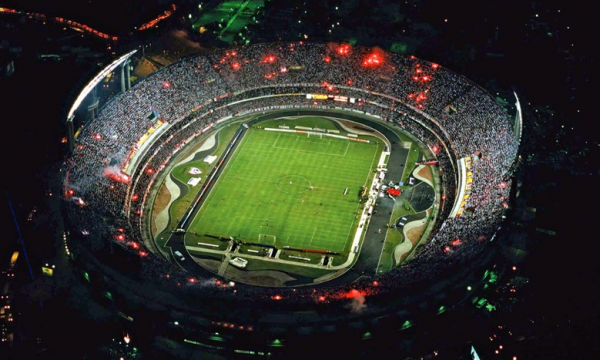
[67, 49, 137, 120]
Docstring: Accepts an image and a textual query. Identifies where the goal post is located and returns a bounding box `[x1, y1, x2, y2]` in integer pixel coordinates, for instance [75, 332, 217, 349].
[258, 234, 277, 245]
[307, 132, 323, 139]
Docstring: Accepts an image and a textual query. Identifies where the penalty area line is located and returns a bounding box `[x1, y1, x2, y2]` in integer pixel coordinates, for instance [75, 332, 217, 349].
[307, 227, 318, 247]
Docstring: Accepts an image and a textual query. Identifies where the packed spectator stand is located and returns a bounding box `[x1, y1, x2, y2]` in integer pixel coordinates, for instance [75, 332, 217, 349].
[63, 42, 518, 307]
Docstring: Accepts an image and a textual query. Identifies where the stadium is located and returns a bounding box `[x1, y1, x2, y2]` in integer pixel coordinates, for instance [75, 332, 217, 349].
[62, 42, 521, 356]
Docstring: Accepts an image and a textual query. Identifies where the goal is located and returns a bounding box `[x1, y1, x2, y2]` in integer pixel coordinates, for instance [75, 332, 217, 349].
[258, 234, 277, 245]
[307, 132, 323, 139]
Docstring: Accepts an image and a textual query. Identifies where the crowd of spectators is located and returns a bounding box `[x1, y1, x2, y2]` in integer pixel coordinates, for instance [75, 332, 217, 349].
[63, 42, 519, 307]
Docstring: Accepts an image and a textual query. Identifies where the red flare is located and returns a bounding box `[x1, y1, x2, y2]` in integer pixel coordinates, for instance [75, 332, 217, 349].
[263, 55, 276, 63]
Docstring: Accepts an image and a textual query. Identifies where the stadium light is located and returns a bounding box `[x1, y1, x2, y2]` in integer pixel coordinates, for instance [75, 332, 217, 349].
[67, 49, 137, 120]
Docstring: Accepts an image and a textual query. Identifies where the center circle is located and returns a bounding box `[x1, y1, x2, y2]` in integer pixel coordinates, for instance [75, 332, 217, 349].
[275, 175, 312, 195]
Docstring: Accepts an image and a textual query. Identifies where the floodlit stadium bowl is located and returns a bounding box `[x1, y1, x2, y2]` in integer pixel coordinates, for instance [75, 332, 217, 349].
[62, 43, 519, 343]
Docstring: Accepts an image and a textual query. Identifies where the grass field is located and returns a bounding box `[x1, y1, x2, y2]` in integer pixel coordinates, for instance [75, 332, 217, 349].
[154, 123, 240, 248]
[185, 125, 382, 257]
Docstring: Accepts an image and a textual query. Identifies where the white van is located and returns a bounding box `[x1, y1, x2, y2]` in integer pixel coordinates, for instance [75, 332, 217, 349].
[174, 250, 185, 261]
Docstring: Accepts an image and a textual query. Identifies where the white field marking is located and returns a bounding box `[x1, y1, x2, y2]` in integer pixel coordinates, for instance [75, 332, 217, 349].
[232, 171, 341, 195]
[248, 138, 352, 191]
[224, 215, 238, 235]
[274, 132, 367, 162]
[364, 143, 382, 185]
[223, 214, 272, 235]
[341, 142, 382, 254]
[273, 136, 331, 151]
[258, 233, 277, 246]
[272, 144, 346, 157]
[341, 142, 350, 157]
[196, 129, 377, 257]
[280, 223, 318, 248]
[224, 215, 270, 237]
[272, 133, 281, 148]
[230, 216, 279, 241]
[272, 133, 364, 157]
[190, 129, 254, 227]
[339, 143, 381, 253]
[307, 227, 318, 247]
[235, 175, 276, 183]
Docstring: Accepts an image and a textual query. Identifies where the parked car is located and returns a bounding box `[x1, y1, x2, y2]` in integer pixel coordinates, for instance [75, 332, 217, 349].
[397, 216, 409, 227]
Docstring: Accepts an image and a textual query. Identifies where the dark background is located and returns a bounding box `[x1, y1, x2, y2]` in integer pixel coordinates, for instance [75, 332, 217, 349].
[1, 0, 599, 358]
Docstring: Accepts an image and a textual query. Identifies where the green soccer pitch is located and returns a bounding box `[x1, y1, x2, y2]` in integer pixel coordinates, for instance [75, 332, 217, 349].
[184, 125, 383, 258]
